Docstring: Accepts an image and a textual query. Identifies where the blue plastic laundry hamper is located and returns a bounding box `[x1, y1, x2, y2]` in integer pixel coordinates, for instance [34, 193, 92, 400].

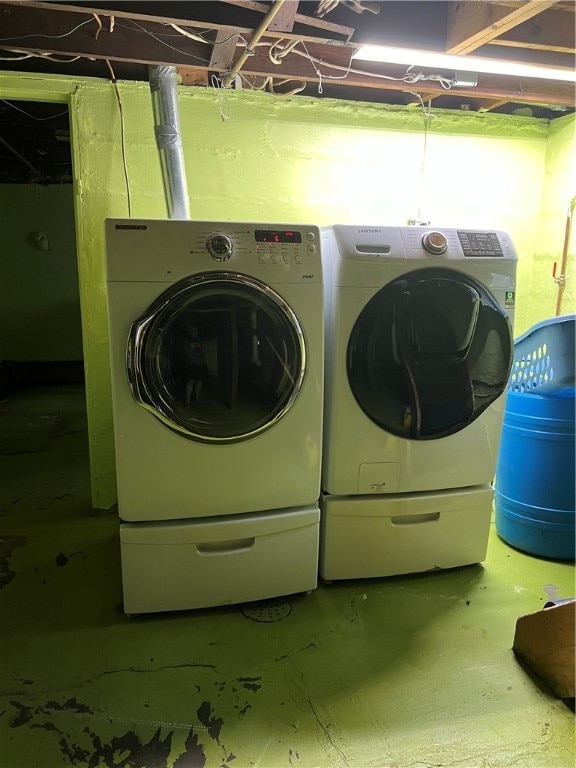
[494, 315, 575, 560]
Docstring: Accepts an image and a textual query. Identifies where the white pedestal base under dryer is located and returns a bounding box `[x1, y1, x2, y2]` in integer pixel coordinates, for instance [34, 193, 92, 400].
[319, 486, 493, 582]
[105, 219, 324, 613]
[122, 506, 319, 615]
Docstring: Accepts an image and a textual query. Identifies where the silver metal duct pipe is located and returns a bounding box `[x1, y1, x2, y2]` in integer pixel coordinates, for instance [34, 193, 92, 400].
[149, 65, 190, 220]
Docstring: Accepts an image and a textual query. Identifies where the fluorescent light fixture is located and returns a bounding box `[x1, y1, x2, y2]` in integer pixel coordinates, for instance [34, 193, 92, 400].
[353, 45, 576, 83]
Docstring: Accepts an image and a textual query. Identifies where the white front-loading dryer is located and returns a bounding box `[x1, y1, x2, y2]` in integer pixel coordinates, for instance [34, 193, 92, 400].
[105, 219, 323, 612]
[320, 225, 517, 580]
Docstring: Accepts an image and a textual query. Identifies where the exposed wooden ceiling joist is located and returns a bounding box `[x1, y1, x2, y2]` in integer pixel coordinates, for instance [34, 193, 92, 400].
[478, 98, 513, 111]
[446, 0, 562, 54]
[233, 42, 575, 106]
[0, 0, 351, 46]
[267, 0, 300, 33]
[1, 0, 573, 185]
[220, 0, 355, 38]
[221, 0, 289, 87]
[487, 8, 576, 54]
[0, 0, 573, 109]
[0, 0, 573, 187]
[209, 30, 239, 71]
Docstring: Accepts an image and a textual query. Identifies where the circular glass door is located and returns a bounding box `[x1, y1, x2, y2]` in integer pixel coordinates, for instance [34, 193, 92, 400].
[347, 268, 512, 440]
[128, 272, 305, 443]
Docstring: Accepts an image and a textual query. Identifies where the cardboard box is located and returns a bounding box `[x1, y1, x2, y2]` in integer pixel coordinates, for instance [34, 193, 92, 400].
[513, 600, 575, 699]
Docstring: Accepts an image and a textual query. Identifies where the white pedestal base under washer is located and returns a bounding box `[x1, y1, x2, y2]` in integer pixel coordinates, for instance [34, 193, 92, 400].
[320, 487, 493, 581]
[320, 225, 517, 579]
[105, 219, 324, 613]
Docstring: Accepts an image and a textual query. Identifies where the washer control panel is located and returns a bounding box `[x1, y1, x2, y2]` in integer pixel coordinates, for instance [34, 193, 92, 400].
[330, 225, 517, 264]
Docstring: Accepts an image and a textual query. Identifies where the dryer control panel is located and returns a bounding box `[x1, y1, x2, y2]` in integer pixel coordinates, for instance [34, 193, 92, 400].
[105, 220, 322, 283]
[198, 225, 318, 267]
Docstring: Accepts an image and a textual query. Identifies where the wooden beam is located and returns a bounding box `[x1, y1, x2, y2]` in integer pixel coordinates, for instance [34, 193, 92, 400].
[446, 0, 561, 55]
[209, 30, 238, 70]
[0, 1, 573, 109]
[221, 0, 289, 87]
[220, 0, 355, 38]
[176, 67, 209, 86]
[477, 98, 511, 111]
[236, 42, 576, 107]
[487, 9, 575, 53]
[404, 92, 442, 107]
[0, 0, 352, 46]
[268, 0, 299, 32]
[0, 3, 211, 67]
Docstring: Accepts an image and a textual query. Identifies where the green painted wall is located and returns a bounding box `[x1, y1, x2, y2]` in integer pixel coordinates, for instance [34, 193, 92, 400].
[529, 114, 576, 330]
[0, 184, 82, 361]
[0, 71, 572, 509]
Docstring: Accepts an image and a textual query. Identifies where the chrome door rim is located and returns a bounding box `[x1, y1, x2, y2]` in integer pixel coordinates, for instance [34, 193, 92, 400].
[127, 272, 307, 443]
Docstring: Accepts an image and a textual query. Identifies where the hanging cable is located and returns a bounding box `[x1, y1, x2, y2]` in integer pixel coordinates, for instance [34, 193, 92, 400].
[105, 59, 132, 217]
[0, 99, 69, 121]
[262, 38, 455, 90]
[115, 19, 209, 65]
[0, 49, 84, 63]
[0, 16, 96, 42]
[415, 98, 434, 222]
[211, 74, 232, 121]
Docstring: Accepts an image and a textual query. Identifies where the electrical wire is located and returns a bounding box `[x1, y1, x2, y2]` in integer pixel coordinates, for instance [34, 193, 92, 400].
[170, 23, 249, 49]
[0, 52, 33, 60]
[168, 23, 212, 44]
[0, 13, 210, 66]
[269, 78, 307, 97]
[211, 73, 232, 121]
[415, 97, 433, 221]
[263, 39, 454, 91]
[300, 40, 354, 89]
[115, 19, 210, 65]
[237, 73, 269, 91]
[0, 49, 84, 62]
[268, 38, 300, 64]
[0, 99, 69, 121]
[105, 59, 132, 217]
[0, 16, 95, 42]
[0, 12, 455, 97]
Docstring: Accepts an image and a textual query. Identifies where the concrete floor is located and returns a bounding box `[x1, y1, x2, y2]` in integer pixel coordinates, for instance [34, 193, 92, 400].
[0, 384, 574, 768]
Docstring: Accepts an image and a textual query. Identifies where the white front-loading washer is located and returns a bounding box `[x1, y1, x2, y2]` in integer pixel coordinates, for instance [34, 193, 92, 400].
[105, 219, 323, 613]
[320, 225, 517, 580]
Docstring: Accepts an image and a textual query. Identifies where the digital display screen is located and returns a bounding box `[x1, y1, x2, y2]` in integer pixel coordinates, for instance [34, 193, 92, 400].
[255, 229, 302, 244]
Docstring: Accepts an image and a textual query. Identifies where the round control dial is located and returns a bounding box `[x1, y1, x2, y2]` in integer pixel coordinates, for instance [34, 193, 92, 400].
[422, 231, 448, 255]
[205, 233, 233, 261]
